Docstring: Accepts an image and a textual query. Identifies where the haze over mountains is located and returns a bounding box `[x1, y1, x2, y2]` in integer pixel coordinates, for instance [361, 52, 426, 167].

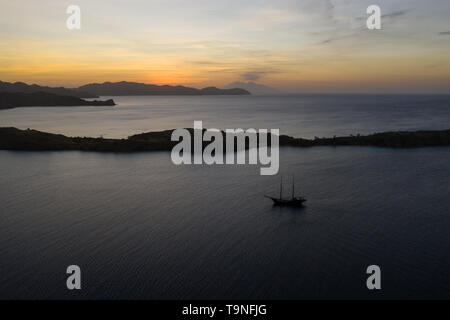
[225, 81, 280, 95]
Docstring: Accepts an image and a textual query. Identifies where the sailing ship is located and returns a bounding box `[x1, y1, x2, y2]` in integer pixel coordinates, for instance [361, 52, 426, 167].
[265, 176, 306, 207]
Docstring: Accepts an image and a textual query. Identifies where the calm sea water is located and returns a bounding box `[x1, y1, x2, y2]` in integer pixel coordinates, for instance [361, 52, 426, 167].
[0, 95, 449, 299]
[0, 147, 449, 299]
[0, 94, 449, 138]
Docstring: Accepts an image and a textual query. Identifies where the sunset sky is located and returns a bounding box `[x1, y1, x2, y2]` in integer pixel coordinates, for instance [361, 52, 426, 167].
[1, 0, 450, 93]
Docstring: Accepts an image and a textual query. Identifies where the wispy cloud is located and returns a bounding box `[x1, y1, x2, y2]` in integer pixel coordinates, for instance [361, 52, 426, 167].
[241, 71, 269, 81]
[382, 10, 409, 19]
[320, 39, 334, 44]
[354, 9, 410, 21]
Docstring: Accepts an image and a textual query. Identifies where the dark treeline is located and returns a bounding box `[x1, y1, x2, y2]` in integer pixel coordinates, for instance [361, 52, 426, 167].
[0, 127, 449, 152]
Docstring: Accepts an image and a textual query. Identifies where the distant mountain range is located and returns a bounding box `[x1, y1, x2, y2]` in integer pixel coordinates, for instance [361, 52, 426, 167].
[225, 81, 280, 95]
[0, 81, 97, 98]
[0, 92, 115, 109]
[0, 80, 253, 108]
[78, 81, 250, 96]
[0, 80, 250, 97]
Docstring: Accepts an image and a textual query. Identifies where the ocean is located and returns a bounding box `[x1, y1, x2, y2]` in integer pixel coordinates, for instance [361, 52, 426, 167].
[0, 94, 449, 299]
[0, 94, 449, 139]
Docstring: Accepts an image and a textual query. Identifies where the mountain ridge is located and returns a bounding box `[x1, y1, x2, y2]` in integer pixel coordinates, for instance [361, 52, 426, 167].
[0, 80, 97, 98]
[1, 80, 251, 97]
[78, 81, 251, 96]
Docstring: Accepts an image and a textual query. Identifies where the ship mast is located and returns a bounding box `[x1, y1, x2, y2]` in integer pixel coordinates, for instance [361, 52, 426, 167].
[292, 175, 295, 199]
[280, 176, 283, 200]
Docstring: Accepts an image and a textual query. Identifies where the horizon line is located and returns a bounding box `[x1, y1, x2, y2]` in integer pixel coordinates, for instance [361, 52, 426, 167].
[2, 79, 450, 95]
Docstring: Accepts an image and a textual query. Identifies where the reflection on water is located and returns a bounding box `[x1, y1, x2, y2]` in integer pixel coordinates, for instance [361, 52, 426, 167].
[1, 146, 449, 299]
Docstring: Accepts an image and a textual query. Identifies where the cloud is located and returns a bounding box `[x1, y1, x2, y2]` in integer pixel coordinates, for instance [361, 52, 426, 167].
[302, 0, 335, 21]
[241, 71, 267, 81]
[186, 60, 219, 66]
[382, 10, 409, 19]
[323, 0, 336, 21]
[353, 9, 409, 22]
[438, 31, 450, 35]
[241, 69, 280, 81]
[319, 38, 334, 45]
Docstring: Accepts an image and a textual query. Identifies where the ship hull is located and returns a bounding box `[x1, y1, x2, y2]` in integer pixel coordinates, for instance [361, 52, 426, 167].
[266, 196, 306, 207]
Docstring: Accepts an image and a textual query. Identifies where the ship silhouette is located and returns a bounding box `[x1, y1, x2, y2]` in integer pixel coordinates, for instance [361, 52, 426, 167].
[265, 176, 306, 207]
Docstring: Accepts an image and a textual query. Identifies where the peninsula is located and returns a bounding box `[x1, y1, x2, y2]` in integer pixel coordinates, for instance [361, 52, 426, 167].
[0, 127, 448, 152]
[0, 92, 115, 109]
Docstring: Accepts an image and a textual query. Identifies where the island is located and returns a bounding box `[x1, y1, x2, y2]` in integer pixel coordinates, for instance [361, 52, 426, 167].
[0, 127, 448, 152]
[0, 92, 116, 109]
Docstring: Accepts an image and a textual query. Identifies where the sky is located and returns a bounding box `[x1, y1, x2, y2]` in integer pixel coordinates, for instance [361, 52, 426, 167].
[0, 0, 450, 93]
